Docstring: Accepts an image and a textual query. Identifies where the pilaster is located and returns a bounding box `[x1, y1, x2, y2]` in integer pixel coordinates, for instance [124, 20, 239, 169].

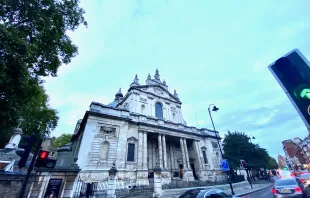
[143, 132, 148, 170]
[182, 138, 195, 181]
[193, 140, 202, 169]
[162, 135, 167, 170]
[137, 131, 143, 169]
[180, 138, 187, 171]
[158, 134, 163, 168]
[183, 139, 190, 170]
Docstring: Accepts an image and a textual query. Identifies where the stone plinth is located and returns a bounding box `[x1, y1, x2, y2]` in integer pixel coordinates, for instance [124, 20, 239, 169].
[153, 172, 162, 197]
[136, 170, 149, 186]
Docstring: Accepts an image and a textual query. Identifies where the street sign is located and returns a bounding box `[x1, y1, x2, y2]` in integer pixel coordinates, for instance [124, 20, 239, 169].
[220, 159, 230, 171]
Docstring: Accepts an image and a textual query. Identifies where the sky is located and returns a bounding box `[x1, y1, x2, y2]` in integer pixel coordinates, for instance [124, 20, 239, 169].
[44, 0, 310, 159]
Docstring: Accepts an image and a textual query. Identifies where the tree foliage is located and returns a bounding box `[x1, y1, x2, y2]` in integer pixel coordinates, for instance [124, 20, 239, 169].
[0, 0, 86, 147]
[52, 133, 72, 148]
[223, 131, 274, 170]
[267, 156, 279, 170]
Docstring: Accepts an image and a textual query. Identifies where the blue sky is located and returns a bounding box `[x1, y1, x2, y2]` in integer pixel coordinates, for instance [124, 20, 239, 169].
[44, 0, 310, 159]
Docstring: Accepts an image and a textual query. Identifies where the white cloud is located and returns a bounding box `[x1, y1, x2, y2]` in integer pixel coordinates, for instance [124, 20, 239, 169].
[198, 120, 205, 126]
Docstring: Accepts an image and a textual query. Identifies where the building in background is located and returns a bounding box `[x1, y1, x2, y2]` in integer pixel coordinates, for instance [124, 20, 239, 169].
[282, 138, 310, 169]
[277, 154, 286, 168]
[69, 70, 226, 185]
[283, 139, 302, 169]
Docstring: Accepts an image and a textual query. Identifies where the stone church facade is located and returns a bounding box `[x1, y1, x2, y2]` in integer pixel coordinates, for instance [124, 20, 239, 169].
[71, 70, 225, 184]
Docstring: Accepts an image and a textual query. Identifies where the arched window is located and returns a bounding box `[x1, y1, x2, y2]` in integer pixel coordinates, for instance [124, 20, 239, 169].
[99, 141, 109, 160]
[155, 102, 163, 119]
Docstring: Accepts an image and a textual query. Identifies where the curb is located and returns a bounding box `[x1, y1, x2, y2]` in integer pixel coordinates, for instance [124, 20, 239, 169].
[235, 183, 274, 197]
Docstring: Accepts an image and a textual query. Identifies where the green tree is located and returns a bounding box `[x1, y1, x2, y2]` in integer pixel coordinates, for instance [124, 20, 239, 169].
[0, 0, 86, 147]
[267, 156, 279, 170]
[52, 133, 72, 148]
[223, 131, 270, 169]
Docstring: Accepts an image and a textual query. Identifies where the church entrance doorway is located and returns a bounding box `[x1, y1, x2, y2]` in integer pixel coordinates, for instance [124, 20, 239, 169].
[179, 164, 183, 179]
[190, 164, 198, 180]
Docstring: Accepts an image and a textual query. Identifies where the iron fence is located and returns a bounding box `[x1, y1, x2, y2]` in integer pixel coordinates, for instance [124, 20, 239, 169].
[72, 177, 153, 198]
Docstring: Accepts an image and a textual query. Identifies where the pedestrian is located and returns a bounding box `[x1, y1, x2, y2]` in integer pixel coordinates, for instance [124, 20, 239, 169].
[45, 191, 57, 198]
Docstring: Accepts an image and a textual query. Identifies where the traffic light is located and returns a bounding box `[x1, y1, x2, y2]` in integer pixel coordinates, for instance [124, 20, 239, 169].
[16, 134, 36, 168]
[269, 49, 310, 128]
[240, 160, 247, 169]
[35, 150, 57, 168]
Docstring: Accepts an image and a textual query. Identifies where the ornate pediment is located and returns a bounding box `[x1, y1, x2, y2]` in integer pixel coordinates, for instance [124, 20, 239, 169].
[201, 146, 207, 150]
[127, 136, 138, 142]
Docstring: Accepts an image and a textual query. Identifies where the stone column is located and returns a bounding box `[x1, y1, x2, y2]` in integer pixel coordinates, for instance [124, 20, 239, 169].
[143, 132, 148, 170]
[138, 131, 143, 169]
[152, 140, 156, 168]
[158, 134, 163, 168]
[180, 138, 187, 170]
[194, 140, 204, 168]
[183, 139, 190, 170]
[169, 143, 174, 170]
[162, 135, 167, 169]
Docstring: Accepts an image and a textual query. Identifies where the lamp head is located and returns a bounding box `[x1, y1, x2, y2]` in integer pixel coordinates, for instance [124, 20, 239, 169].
[212, 106, 219, 112]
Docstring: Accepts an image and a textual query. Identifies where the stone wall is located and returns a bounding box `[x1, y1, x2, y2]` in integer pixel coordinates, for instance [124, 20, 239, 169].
[28, 170, 79, 198]
[0, 173, 33, 198]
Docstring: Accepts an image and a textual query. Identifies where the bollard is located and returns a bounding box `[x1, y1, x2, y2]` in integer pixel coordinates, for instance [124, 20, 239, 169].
[247, 176, 253, 189]
[229, 181, 235, 195]
[227, 173, 235, 195]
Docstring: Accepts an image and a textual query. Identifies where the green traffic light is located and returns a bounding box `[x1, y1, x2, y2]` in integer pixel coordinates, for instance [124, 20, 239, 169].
[300, 88, 310, 99]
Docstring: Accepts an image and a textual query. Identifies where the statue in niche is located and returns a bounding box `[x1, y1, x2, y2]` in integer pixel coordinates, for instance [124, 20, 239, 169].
[99, 141, 109, 160]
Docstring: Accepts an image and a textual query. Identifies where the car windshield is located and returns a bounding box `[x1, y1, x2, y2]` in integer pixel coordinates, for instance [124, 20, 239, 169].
[276, 179, 297, 186]
[300, 173, 310, 178]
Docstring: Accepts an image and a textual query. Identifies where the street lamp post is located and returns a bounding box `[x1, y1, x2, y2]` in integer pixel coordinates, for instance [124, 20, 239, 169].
[208, 104, 223, 158]
[208, 104, 234, 195]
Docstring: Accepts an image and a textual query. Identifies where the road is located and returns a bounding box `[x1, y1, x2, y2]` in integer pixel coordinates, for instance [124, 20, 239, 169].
[239, 186, 274, 198]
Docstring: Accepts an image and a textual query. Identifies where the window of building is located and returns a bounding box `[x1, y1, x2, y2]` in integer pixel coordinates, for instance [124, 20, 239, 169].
[155, 102, 163, 119]
[127, 143, 135, 162]
[212, 142, 219, 148]
[141, 104, 145, 114]
[201, 146, 208, 164]
[202, 150, 208, 164]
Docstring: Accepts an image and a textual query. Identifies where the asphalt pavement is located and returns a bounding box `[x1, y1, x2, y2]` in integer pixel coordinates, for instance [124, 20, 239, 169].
[239, 186, 273, 198]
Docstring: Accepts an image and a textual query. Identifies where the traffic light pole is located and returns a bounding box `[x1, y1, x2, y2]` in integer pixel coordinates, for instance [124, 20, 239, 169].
[19, 138, 43, 198]
[208, 106, 234, 195]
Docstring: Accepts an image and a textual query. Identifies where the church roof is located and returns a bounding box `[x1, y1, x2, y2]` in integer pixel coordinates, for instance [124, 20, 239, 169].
[106, 70, 181, 107]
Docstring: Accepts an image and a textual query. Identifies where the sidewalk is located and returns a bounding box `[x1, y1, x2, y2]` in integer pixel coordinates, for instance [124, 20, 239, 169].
[125, 180, 273, 198]
[223, 181, 273, 197]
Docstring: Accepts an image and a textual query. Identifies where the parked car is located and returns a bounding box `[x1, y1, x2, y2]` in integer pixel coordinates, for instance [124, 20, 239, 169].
[272, 178, 306, 197]
[179, 188, 237, 198]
